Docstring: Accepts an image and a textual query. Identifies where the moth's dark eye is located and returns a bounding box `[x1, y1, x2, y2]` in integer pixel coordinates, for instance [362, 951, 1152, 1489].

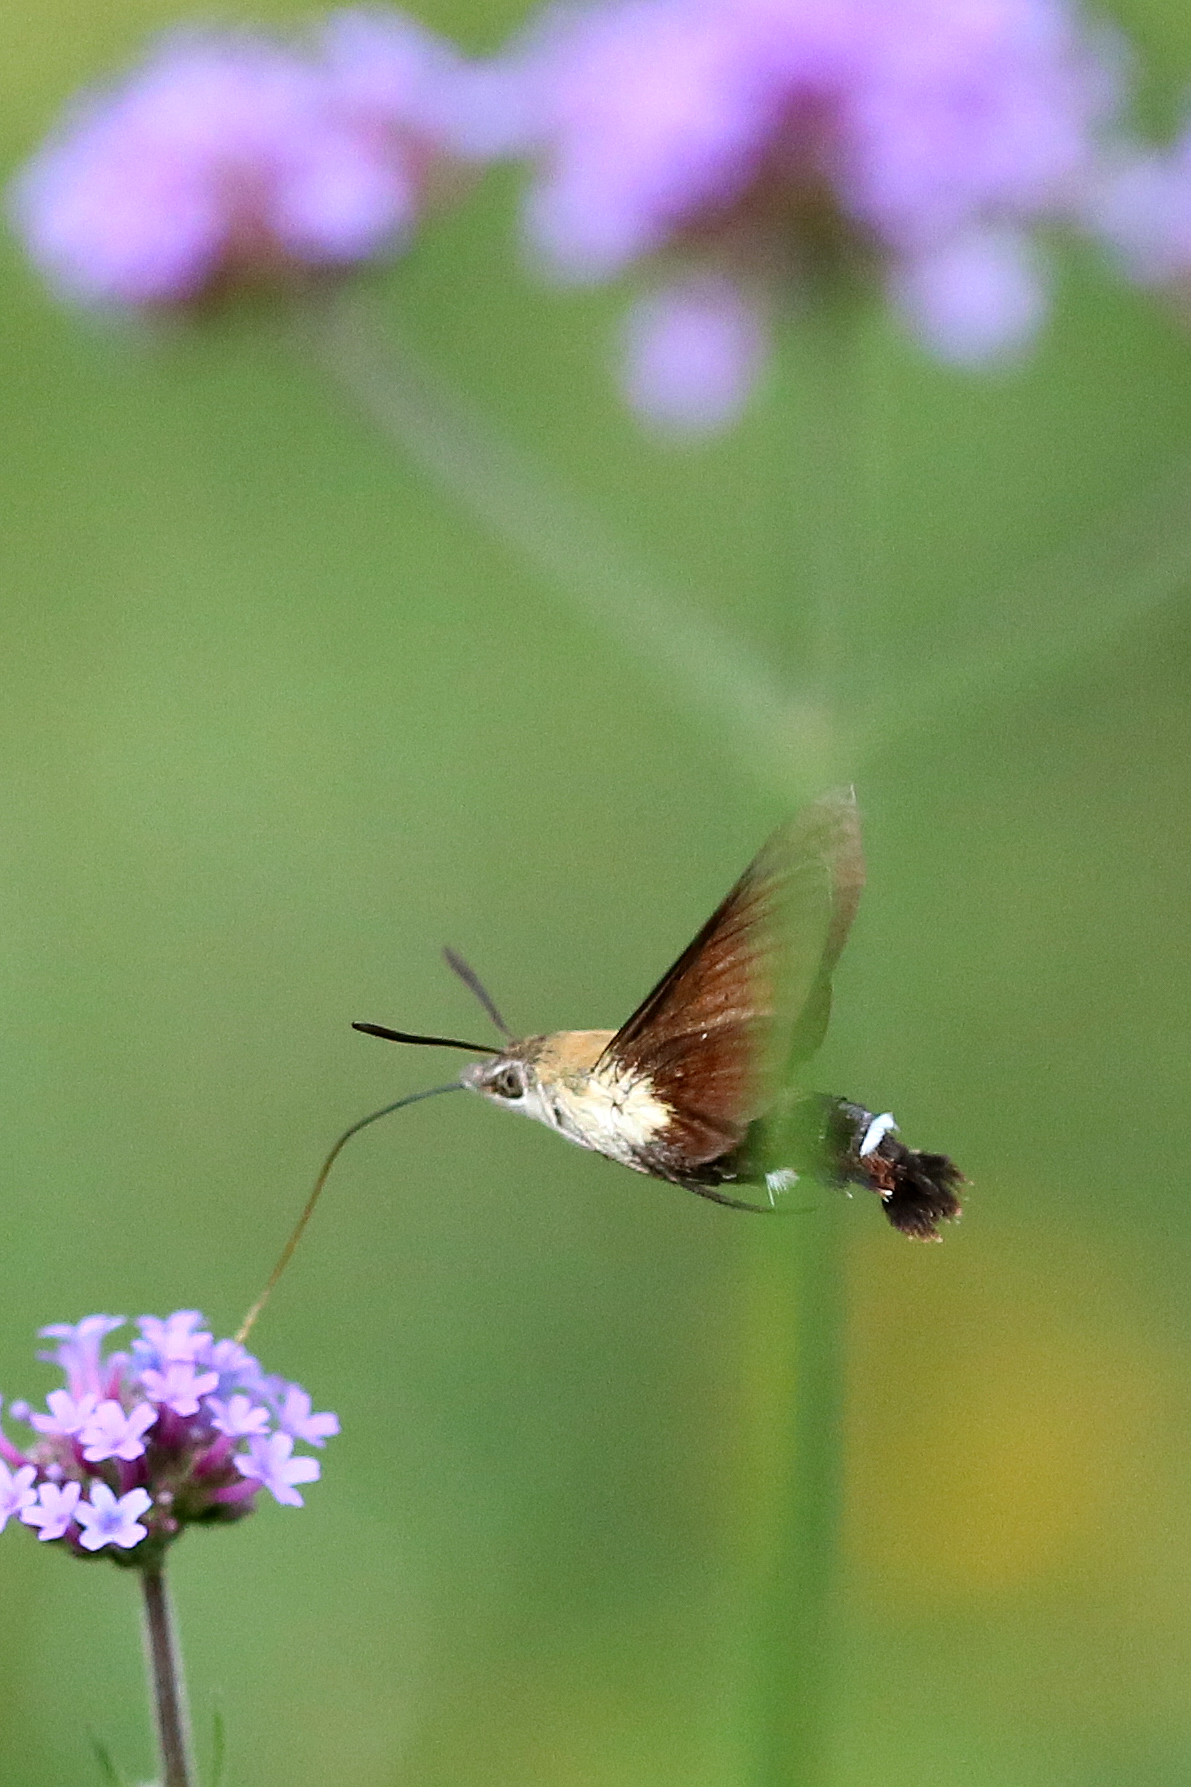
[491, 1066, 524, 1100]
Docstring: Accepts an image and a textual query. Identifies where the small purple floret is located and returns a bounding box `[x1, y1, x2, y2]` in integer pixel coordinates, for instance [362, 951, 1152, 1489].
[198, 1338, 266, 1404]
[78, 1399, 157, 1463]
[889, 226, 1048, 364]
[75, 1484, 153, 1552]
[135, 1310, 211, 1368]
[38, 1315, 124, 1398]
[140, 1362, 220, 1417]
[208, 1394, 271, 1439]
[21, 1479, 81, 1542]
[1089, 132, 1191, 292]
[29, 1388, 98, 1437]
[621, 274, 768, 432]
[235, 1432, 321, 1507]
[0, 1462, 37, 1533]
[277, 1386, 340, 1448]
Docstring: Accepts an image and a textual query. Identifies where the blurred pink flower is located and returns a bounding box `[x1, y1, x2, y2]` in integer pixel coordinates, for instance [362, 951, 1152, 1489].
[480, 0, 1124, 425]
[12, 15, 463, 309]
[889, 227, 1048, 364]
[1089, 132, 1191, 291]
[621, 273, 769, 432]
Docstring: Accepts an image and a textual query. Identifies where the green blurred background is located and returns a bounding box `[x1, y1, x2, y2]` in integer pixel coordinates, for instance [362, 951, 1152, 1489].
[3, 2, 1191, 1783]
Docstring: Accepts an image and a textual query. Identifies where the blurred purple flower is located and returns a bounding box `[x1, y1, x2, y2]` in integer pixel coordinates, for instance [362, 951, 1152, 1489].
[75, 1484, 153, 1553]
[11, 16, 464, 310]
[199, 1337, 265, 1399]
[3, 1311, 336, 1564]
[1089, 132, 1191, 291]
[888, 226, 1048, 363]
[621, 272, 768, 432]
[481, 0, 1125, 425]
[322, 8, 466, 146]
[235, 1432, 321, 1507]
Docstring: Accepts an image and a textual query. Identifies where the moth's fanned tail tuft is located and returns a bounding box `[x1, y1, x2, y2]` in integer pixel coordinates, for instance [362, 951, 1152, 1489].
[879, 1148, 964, 1241]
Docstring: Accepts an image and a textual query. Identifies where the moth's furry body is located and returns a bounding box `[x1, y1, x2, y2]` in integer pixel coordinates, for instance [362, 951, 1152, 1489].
[357, 791, 963, 1240]
[465, 1040, 962, 1238]
[469, 1030, 674, 1166]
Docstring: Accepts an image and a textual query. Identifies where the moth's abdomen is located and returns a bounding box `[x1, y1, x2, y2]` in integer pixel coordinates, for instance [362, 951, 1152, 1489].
[824, 1099, 962, 1239]
[681, 1093, 963, 1240]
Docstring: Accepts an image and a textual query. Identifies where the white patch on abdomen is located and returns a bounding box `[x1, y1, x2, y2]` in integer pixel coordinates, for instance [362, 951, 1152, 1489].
[859, 1111, 897, 1156]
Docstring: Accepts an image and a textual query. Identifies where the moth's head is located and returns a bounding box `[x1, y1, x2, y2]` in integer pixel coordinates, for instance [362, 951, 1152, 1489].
[461, 1040, 545, 1107]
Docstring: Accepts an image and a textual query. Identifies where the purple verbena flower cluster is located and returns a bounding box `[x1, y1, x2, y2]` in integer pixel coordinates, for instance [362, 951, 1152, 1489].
[11, 0, 1191, 430]
[484, 0, 1122, 424]
[12, 16, 462, 309]
[0, 1312, 337, 1565]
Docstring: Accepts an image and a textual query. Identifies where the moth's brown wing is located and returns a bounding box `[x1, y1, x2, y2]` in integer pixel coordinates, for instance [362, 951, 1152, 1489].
[600, 789, 864, 1169]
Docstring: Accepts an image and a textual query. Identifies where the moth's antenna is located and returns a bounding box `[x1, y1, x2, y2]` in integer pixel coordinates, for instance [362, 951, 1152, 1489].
[443, 947, 512, 1038]
[235, 1081, 464, 1345]
[352, 1022, 493, 1052]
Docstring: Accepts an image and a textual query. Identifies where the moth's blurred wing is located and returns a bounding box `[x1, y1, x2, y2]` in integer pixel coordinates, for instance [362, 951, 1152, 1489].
[600, 789, 865, 1168]
[778, 790, 866, 1066]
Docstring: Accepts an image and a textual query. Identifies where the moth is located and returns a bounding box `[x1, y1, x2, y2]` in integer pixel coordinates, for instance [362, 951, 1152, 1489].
[355, 790, 962, 1239]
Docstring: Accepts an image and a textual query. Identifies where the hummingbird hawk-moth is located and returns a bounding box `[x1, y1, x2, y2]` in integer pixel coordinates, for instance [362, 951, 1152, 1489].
[354, 790, 962, 1240]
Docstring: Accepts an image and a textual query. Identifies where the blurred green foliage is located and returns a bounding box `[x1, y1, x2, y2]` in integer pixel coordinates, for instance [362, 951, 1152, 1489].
[2, 3, 1191, 1785]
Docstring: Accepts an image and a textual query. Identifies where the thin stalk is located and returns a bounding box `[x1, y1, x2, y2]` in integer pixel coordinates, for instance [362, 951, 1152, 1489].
[857, 442, 1191, 754]
[140, 1563, 195, 1787]
[296, 284, 855, 799]
[308, 287, 1191, 774]
[750, 1205, 847, 1787]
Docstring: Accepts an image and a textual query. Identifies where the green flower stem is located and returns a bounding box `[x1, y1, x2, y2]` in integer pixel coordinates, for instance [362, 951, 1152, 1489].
[299, 284, 855, 802]
[299, 287, 1191, 796]
[750, 1207, 847, 1787]
[859, 442, 1191, 754]
[140, 1563, 195, 1787]
[749, 300, 868, 1787]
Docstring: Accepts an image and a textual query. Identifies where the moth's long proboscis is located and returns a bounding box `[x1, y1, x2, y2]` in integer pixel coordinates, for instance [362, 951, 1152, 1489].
[235, 1082, 465, 1344]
